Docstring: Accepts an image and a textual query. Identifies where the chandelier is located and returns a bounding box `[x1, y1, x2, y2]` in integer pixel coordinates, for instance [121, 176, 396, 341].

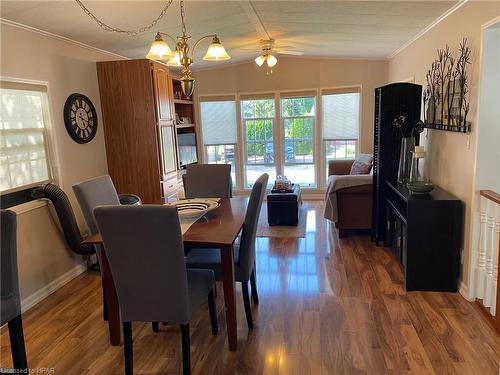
[75, 0, 230, 98]
[145, 0, 230, 97]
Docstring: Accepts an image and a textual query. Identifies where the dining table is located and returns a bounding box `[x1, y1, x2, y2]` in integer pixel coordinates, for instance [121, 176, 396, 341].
[82, 197, 248, 352]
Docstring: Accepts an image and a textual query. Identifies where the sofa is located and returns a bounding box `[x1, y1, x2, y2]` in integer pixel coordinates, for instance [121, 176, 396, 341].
[324, 155, 373, 238]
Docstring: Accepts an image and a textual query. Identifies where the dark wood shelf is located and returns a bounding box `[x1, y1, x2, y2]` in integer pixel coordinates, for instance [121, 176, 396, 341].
[424, 122, 470, 133]
[174, 99, 193, 105]
[175, 123, 195, 129]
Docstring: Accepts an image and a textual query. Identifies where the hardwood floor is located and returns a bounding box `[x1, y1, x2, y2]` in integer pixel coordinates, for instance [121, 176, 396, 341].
[1, 201, 499, 374]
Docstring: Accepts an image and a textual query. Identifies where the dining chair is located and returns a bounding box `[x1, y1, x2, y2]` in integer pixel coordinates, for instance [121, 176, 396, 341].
[182, 164, 232, 199]
[72, 175, 121, 320]
[185, 173, 269, 329]
[1, 210, 28, 371]
[94, 205, 217, 375]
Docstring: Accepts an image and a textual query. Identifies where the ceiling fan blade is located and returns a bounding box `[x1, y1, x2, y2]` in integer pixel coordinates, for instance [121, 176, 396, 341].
[276, 50, 304, 56]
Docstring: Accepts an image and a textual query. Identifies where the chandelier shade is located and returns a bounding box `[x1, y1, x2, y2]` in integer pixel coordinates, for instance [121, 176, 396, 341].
[167, 50, 182, 67]
[146, 33, 173, 60]
[203, 36, 231, 61]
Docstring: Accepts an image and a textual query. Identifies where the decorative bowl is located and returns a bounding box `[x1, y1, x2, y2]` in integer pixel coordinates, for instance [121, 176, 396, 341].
[407, 181, 434, 195]
[164, 199, 220, 218]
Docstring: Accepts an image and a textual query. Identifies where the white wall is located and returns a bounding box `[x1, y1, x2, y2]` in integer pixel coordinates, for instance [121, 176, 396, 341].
[475, 26, 500, 192]
[1, 22, 120, 310]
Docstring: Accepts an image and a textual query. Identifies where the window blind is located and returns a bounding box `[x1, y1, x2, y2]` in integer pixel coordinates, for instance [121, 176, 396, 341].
[0, 86, 51, 192]
[200, 100, 237, 146]
[322, 92, 360, 140]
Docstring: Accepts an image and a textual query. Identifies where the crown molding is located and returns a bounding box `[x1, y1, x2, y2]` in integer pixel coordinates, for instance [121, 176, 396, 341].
[1, 18, 129, 60]
[388, 0, 469, 59]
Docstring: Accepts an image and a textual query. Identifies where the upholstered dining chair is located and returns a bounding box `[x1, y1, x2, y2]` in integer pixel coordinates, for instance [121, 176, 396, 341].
[72, 175, 121, 320]
[185, 173, 269, 329]
[1, 210, 28, 371]
[94, 205, 217, 375]
[182, 164, 232, 199]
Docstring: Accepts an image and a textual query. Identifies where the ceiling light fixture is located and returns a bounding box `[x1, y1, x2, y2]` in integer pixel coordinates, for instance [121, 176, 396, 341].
[146, 0, 230, 97]
[74, 0, 229, 98]
[255, 51, 277, 74]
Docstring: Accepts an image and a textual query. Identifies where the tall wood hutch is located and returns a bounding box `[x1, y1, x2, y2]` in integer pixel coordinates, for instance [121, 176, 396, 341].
[96, 59, 197, 203]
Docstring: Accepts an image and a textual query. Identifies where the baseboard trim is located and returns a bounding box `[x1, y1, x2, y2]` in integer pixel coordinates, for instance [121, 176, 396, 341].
[21, 262, 88, 313]
[459, 280, 474, 301]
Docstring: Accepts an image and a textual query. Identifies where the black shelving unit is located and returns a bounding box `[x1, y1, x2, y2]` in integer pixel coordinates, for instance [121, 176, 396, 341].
[423, 122, 470, 133]
[372, 83, 422, 245]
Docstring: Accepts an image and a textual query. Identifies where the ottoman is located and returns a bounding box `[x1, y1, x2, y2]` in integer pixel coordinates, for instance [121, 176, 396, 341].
[267, 185, 302, 226]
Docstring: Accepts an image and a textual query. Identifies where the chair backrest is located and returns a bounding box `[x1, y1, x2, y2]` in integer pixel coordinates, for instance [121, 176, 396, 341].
[1, 210, 21, 324]
[183, 164, 232, 199]
[237, 173, 269, 280]
[94, 205, 191, 324]
[72, 175, 120, 235]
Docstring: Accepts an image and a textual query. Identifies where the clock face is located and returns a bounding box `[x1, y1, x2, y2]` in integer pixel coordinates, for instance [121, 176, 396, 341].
[64, 93, 98, 144]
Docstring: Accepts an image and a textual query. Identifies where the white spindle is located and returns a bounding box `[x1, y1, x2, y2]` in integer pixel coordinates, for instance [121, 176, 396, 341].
[475, 192, 500, 317]
[484, 200, 496, 308]
[491, 204, 500, 316]
[476, 196, 488, 300]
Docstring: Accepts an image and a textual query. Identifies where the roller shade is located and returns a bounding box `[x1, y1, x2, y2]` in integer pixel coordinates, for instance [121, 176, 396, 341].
[200, 99, 237, 145]
[280, 90, 317, 99]
[321, 86, 361, 96]
[322, 92, 360, 140]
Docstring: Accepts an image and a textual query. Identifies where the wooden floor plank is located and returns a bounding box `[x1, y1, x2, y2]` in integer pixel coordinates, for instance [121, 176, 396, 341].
[1, 201, 499, 374]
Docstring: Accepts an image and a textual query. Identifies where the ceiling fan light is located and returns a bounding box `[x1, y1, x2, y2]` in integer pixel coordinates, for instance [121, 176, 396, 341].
[255, 55, 266, 67]
[146, 33, 173, 60]
[267, 54, 277, 67]
[203, 36, 231, 61]
[167, 50, 182, 67]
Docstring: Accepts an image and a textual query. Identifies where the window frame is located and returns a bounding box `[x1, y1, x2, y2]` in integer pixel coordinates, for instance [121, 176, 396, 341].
[198, 95, 239, 188]
[280, 93, 318, 188]
[320, 85, 362, 187]
[0, 77, 57, 200]
[239, 95, 276, 188]
[197, 85, 363, 192]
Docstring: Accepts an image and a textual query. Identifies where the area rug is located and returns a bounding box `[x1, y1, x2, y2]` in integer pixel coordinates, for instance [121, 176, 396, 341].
[256, 202, 308, 238]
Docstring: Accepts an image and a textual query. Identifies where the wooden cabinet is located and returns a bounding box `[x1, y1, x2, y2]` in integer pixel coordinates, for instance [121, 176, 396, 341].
[152, 67, 175, 124]
[96, 59, 183, 204]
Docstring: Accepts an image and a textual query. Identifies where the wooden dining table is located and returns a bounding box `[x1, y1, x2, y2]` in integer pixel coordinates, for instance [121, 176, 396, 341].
[82, 197, 248, 352]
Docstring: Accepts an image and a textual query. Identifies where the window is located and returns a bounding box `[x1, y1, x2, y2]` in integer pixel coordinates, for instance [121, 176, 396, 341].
[281, 95, 316, 187]
[1, 83, 53, 193]
[322, 88, 360, 180]
[199, 97, 237, 186]
[241, 97, 276, 187]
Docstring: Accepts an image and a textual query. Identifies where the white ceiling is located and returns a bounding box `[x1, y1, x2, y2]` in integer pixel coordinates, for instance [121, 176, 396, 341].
[1, 1, 458, 68]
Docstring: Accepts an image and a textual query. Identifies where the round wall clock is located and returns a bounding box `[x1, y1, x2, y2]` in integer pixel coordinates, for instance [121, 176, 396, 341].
[64, 93, 98, 144]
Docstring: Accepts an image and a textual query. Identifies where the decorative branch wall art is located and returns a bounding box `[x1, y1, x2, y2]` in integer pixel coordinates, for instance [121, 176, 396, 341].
[423, 38, 471, 133]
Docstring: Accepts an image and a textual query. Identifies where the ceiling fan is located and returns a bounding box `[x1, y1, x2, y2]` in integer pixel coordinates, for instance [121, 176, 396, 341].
[251, 39, 304, 73]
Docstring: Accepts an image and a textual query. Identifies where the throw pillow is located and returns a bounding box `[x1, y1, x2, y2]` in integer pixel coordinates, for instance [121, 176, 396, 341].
[350, 160, 372, 175]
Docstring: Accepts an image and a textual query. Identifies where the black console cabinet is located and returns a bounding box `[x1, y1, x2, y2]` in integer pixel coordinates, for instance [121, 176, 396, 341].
[372, 83, 422, 244]
[385, 182, 463, 292]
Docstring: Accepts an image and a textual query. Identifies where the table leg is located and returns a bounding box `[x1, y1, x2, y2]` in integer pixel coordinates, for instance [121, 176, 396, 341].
[100, 246, 121, 346]
[220, 243, 237, 351]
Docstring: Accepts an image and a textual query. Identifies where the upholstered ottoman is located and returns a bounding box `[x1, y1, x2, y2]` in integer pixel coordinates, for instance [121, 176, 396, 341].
[267, 185, 302, 226]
